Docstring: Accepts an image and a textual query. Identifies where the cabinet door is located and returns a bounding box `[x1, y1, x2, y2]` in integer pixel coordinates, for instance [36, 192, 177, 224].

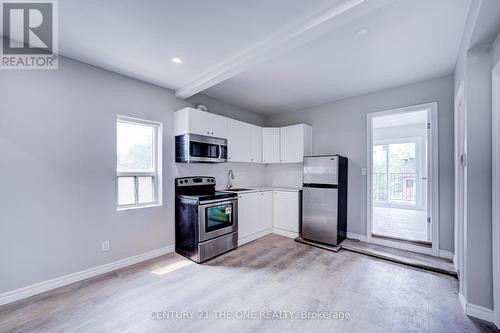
[273, 191, 299, 233]
[209, 113, 228, 138]
[262, 128, 280, 163]
[259, 191, 273, 230]
[188, 108, 212, 136]
[227, 119, 251, 162]
[237, 192, 260, 239]
[280, 125, 303, 163]
[249, 125, 262, 163]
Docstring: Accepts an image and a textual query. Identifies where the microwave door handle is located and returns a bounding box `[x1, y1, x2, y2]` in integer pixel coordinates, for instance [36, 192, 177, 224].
[218, 145, 222, 159]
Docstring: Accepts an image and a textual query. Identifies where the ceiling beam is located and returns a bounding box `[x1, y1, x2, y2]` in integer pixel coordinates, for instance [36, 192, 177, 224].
[175, 0, 398, 99]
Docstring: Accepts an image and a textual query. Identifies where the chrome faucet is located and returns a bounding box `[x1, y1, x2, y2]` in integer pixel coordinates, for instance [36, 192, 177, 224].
[227, 169, 234, 189]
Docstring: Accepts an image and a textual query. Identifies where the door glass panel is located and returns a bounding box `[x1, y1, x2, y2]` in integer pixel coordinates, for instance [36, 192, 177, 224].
[118, 177, 135, 206]
[190, 142, 218, 158]
[138, 177, 154, 204]
[206, 204, 233, 232]
[371, 109, 429, 244]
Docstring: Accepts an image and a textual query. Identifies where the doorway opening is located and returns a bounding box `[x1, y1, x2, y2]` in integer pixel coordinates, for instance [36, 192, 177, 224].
[367, 103, 439, 255]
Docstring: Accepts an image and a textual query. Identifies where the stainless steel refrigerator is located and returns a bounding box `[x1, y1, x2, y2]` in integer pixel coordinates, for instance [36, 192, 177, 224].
[301, 155, 348, 246]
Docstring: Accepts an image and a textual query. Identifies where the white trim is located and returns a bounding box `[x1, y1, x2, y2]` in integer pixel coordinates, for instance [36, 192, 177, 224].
[492, 59, 500, 328]
[238, 228, 273, 246]
[175, 0, 397, 99]
[272, 228, 299, 239]
[460, 292, 495, 323]
[346, 232, 367, 242]
[0, 245, 174, 307]
[366, 102, 439, 256]
[455, 80, 468, 301]
[438, 250, 454, 260]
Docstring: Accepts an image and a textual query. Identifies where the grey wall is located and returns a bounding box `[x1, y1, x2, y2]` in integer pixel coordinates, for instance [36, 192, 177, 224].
[187, 93, 265, 126]
[265, 75, 455, 252]
[0, 56, 262, 294]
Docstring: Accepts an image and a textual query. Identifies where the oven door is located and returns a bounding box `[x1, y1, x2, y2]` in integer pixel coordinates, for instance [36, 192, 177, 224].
[198, 198, 238, 242]
[189, 134, 227, 163]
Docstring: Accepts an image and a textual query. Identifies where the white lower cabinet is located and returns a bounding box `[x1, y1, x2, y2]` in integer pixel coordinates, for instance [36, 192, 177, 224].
[238, 190, 299, 245]
[237, 191, 273, 245]
[272, 191, 300, 237]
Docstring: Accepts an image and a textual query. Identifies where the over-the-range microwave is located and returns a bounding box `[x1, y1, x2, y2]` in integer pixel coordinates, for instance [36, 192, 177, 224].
[175, 133, 228, 163]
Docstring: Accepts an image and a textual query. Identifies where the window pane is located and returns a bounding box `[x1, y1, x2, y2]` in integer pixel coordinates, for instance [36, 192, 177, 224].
[118, 177, 135, 206]
[117, 121, 154, 172]
[138, 177, 154, 204]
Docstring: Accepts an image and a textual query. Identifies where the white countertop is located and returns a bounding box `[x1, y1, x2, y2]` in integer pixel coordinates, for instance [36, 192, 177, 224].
[217, 186, 302, 194]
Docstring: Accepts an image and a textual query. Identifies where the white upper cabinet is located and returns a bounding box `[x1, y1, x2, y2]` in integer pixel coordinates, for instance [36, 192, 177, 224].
[262, 128, 281, 164]
[174, 107, 311, 164]
[249, 125, 262, 163]
[280, 124, 312, 163]
[227, 119, 251, 162]
[263, 124, 312, 164]
[174, 107, 227, 138]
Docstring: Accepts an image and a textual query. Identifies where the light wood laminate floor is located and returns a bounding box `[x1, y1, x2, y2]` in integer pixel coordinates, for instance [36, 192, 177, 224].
[0, 235, 497, 333]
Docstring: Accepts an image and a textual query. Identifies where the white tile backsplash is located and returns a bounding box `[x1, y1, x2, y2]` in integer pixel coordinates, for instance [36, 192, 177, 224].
[174, 162, 267, 189]
[265, 163, 303, 188]
[174, 162, 304, 190]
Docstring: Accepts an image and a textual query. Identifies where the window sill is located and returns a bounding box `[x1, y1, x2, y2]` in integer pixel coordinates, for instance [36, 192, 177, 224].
[116, 203, 162, 212]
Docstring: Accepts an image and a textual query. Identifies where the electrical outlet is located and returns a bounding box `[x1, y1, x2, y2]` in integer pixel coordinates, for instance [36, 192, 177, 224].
[361, 168, 367, 176]
[102, 240, 110, 252]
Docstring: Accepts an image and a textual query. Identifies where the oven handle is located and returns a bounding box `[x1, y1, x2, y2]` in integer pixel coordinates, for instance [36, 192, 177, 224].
[199, 198, 236, 206]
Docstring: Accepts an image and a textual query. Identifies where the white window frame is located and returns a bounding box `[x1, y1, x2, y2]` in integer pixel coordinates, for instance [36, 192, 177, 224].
[116, 115, 163, 210]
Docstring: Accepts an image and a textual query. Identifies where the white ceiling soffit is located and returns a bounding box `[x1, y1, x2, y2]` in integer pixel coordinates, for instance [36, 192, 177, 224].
[203, 0, 471, 114]
[175, 0, 398, 99]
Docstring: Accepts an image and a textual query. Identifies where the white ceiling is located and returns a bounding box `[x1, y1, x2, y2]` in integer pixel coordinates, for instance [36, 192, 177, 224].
[203, 0, 471, 113]
[59, 0, 338, 90]
[56, 0, 471, 114]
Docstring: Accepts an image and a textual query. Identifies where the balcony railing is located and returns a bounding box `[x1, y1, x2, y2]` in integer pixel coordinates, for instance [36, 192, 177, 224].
[373, 173, 416, 203]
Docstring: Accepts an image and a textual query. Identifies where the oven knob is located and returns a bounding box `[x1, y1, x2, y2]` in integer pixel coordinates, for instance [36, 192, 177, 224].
[179, 180, 183, 184]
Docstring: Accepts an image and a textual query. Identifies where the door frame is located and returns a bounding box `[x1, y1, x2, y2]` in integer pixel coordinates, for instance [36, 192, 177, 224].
[366, 102, 439, 256]
[455, 80, 468, 299]
[492, 59, 500, 328]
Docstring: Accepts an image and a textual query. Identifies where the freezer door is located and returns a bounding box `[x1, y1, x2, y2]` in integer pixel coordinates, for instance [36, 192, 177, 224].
[303, 156, 338, 185]
[302, 187, 339, 245]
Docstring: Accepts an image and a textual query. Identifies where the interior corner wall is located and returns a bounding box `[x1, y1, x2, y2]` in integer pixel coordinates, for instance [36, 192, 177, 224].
[186, 93, 266, 126]
[264, 75, 455, 252]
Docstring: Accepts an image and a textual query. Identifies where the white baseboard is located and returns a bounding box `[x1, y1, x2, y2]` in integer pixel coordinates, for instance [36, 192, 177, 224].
[0, 245, 174, 307]
[273, 228, 298, 239]
[459, 292, 495, 323]
[346, 232, 367, 242]
[238, 228, 273, 246]
[438, 250, 454, 260]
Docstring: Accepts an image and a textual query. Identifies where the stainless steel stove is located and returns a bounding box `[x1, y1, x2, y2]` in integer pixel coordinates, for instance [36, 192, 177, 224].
[175, 177, 238, 263]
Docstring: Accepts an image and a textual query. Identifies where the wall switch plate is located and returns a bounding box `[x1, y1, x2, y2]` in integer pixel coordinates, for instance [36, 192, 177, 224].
[102, 240, 110, 252]
[361, 168, 367, 176]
